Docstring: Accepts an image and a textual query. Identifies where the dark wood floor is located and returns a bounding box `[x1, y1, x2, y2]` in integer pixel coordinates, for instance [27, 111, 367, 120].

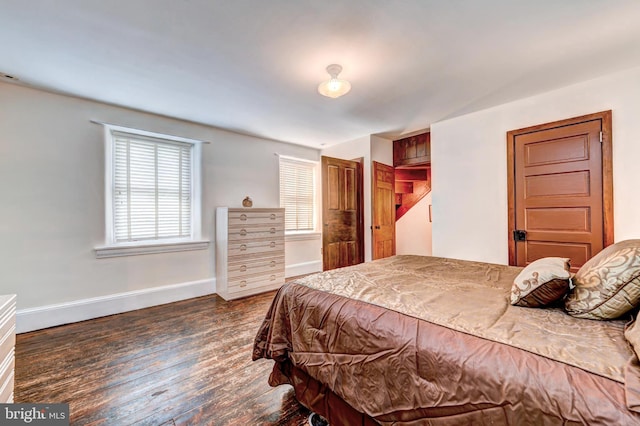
[14, 290, 310, 425]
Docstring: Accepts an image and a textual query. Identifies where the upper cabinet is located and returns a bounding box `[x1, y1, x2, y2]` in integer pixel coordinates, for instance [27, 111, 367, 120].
[393, 132, 430, 167]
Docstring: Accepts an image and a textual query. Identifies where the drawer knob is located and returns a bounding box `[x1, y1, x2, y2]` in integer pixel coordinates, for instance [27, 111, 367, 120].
[240, 244, 247, 251]
[240, 214, 247, 221]
[240, 228, 247, 236]
[270, 214, 276, 220]
[270, 261, 276, 267]
[270, 227, 276, 234]
[270, 241, 276, 248]
[240, 280, 247, 287]
[240, 265, 247, 272]
[270, 275, 276, 281]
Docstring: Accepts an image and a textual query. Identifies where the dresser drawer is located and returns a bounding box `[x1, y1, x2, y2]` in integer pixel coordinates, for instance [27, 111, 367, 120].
[0, 306, 15, 354]
[0, 330, 14, 378]
[0, 295, 15, 404]
[228, 272, 285, 293]
[228, 256, 284, 279]
[228, 239, 284, 257]
[228, 224, 284, 241]
[0, 350, 13, 403]
[228, 211, 284, 226]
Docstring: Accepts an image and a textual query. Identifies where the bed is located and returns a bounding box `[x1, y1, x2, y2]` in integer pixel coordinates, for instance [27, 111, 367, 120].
[253, 253, 640, 425]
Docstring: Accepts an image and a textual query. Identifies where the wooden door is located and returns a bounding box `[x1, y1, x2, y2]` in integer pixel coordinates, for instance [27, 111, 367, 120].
[507, 111, 613, 271]
[372, 161, 395, 259]
[322, 156, 364, 271]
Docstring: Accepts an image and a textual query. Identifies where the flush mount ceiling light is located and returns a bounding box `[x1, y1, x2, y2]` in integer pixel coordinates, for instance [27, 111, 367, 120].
[317, 64, 351, 98]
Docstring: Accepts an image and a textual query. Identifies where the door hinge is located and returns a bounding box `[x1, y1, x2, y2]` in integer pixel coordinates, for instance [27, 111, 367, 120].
[513, 230, 527, 241]
[599, 131, 603, 143]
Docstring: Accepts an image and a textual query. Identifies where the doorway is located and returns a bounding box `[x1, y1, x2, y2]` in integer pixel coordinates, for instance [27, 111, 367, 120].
[372, 161, 395, 260]
[321, 156, 364, 271]
[507, 111, 613, 271]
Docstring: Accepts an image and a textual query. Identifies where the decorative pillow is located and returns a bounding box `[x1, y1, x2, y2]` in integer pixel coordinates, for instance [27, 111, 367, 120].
[565, 239, 640, 320]
[624, 318, 640, 413]
[510, 257, 571, 307]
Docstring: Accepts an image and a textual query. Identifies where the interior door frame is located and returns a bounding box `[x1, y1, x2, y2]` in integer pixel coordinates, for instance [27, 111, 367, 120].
[506, 110, 614, 266]
[371, 160, 396, 260]
[354, 157, 365, 265]
[321, 156, 365, 270]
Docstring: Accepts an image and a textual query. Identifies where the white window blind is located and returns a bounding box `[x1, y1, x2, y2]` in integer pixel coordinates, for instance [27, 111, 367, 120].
[279, 157, 317, 232]
[112, 131, 193, 243]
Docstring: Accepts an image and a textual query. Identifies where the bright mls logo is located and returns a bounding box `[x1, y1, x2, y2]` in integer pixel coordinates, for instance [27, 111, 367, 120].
[0, 404, 69, 425]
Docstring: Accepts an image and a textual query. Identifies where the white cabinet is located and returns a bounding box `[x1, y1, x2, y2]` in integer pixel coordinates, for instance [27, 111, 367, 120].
[216, 208, 285, 300]
[0, 295, 16, 403]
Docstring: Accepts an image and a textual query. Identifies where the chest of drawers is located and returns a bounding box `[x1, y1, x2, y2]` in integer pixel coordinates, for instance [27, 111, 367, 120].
[215, 207, 285, 300]
[0, 294, 16, 403]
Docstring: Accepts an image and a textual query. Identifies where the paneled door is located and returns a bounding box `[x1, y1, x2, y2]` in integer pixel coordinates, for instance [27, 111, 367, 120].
[372, 161, 395, 259]
[507, 111, 613, 271]
[322, 156, 364, 271]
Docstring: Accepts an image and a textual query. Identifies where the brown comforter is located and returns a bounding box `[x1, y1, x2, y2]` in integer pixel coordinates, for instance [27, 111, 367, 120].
[253, 255, 640, 425]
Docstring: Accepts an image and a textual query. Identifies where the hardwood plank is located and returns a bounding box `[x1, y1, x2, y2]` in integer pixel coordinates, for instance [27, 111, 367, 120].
[15, 291, 310, 425]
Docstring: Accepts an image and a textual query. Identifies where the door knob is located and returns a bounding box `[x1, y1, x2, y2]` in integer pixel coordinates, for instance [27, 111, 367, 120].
[513, 230, 527, 241]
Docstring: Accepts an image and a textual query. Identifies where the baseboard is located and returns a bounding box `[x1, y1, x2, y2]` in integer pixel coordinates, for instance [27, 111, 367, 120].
[285, 261, 322, 278]
[16, 278, 216, 334]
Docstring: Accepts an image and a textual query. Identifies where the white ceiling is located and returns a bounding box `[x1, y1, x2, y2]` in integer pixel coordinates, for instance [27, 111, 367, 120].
[2, 1, 640, 148]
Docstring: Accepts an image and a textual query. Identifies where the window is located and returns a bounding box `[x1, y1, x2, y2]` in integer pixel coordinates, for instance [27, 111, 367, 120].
[96, 124, 206, 258]
[279, 156, 318, 233]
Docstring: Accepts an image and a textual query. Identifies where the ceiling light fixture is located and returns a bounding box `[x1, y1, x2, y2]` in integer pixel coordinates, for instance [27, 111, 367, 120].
[317, 64, 351, 98]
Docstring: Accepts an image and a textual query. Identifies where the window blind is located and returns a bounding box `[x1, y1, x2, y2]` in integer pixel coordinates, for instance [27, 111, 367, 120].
[279, 157, 316, 232]
[112, 131, 192, 242]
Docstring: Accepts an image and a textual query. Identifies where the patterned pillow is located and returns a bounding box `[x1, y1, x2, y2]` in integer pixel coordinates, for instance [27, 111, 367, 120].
[624, 318, 640, 413]
[511, 257, 571, 307]
[565, 240, 640, 320]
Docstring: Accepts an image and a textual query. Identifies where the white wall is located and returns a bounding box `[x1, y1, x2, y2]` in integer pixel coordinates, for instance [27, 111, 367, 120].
[431, 65, 640, 264]
[370, 135, 393, 165]
[284, 234, 322, 277]
[396, 192, 432, 256]
[0, 82, 321, 332]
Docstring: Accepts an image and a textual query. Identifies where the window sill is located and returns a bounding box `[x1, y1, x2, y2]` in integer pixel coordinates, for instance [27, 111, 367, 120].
[95, 240, 210, 259]
[285, 232, 321, 242]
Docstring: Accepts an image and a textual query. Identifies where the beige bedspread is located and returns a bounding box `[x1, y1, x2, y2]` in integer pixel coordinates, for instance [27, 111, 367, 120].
[294, 255, 631, 382]
[254, 255, 640, 424]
